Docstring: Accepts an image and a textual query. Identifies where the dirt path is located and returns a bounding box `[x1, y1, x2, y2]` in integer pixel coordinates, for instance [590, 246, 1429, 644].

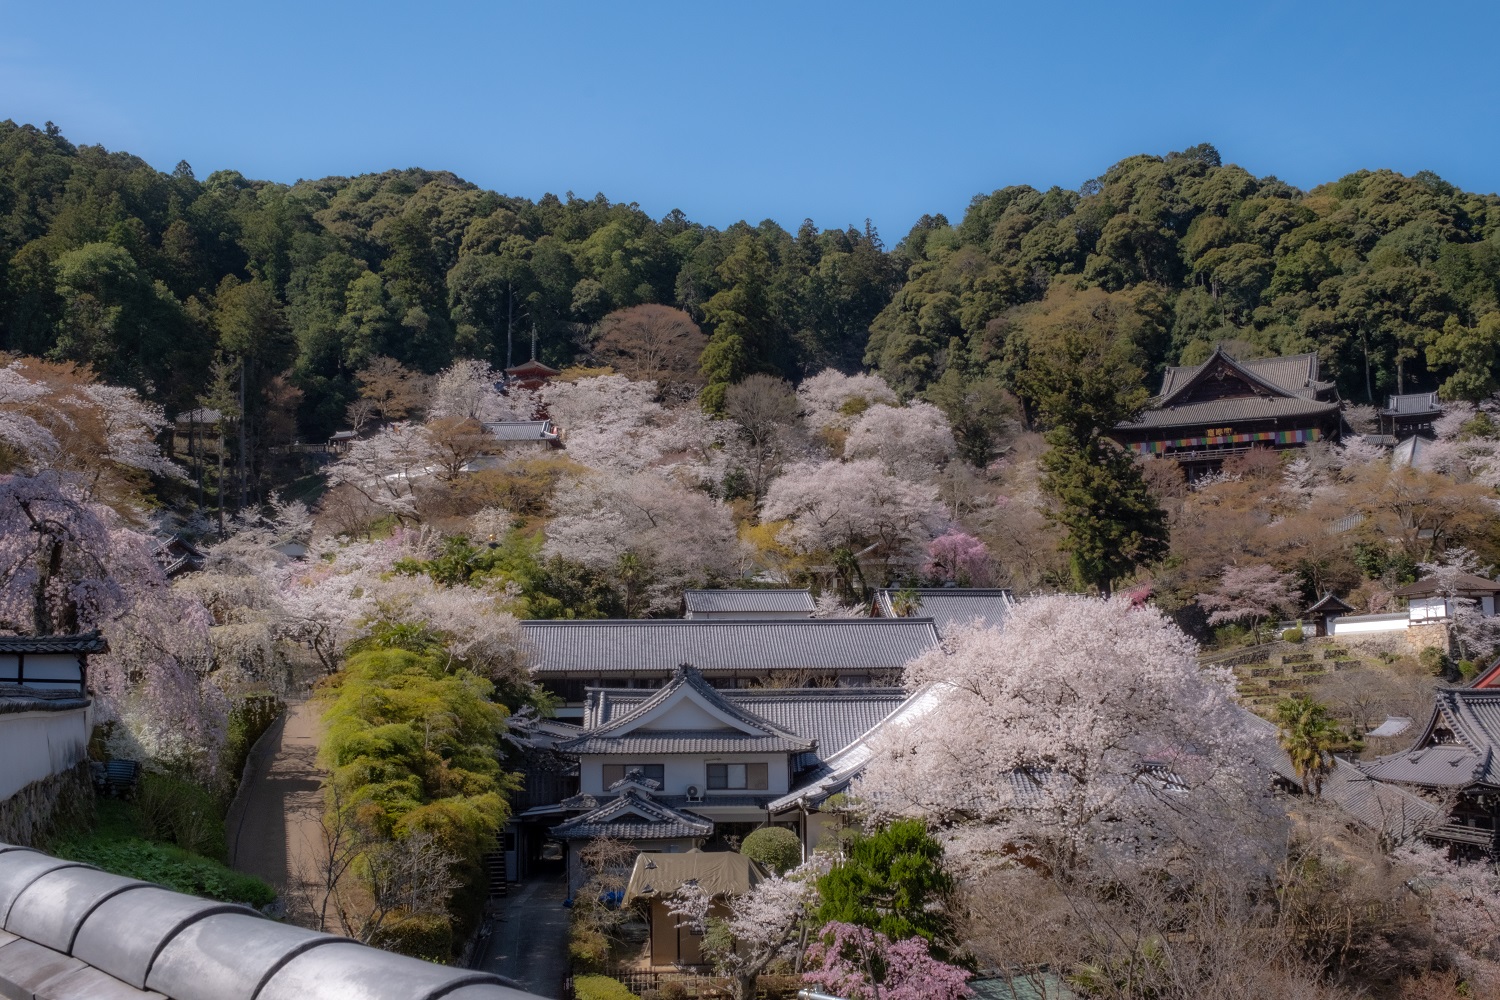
[226, 699, 329, 928]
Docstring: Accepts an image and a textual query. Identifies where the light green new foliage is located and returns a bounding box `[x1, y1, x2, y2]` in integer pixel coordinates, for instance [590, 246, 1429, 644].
[741, 825, 802, 875]
[321, 647, 517, 863]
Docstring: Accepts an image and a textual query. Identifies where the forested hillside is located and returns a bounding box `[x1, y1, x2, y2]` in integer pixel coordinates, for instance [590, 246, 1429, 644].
[4, 122, 1500, 440]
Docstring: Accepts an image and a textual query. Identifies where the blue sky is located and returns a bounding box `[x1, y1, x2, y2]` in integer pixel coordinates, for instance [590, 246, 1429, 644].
[2, 1, 1497, 240]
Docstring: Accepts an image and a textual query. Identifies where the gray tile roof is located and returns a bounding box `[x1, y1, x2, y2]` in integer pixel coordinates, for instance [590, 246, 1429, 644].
[0, 688, 90, 714]
[683, 589, 816, 614]
[551, 790, 713, 841]
[1363, 688, 1500, 790]
[560, 730, 813, 754]
[522, 618, 941, 676]
[1120, 394, 1341, 431]
[1382, 392, 1442, 415]
[1158, 349, 1326, 399]
[578, 681, 906, 766]
[1123, 347, 1340, 433]
[874, 588, 1015, 634]
[0, 843, 542, 1000]
[0, 633, 107, 654]
[482, 420, 559, 442]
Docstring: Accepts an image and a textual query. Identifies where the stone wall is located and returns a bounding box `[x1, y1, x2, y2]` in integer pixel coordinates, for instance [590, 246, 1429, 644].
[0, 762, 94, 846]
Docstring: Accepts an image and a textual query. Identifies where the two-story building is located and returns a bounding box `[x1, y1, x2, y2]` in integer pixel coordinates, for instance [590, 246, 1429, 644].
[1112, 346, 1342, 477]
[517, 666, 907, 887]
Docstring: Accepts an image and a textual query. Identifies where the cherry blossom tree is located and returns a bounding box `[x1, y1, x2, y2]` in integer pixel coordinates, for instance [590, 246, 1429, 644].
[325, 422, 435, 524]
[924, 530, 993, 587]
[670, 856, 830, 1000]
[762, 459, 945, 594]
[544, 469, 741, 613]
[844, 401, 956, 480]
[1197, 563, 1302, 642]
[803, 922, 972, 1000]
[428, 358, 534, 422]
[541, 374, 738, 483]
[797, 369, 898, 433]
[859, 596, 1280, 871]
[1418, 547, 1500, 662]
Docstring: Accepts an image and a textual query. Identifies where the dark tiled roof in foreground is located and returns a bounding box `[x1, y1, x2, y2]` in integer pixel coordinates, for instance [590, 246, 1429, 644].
[874, 588, 1015, 634]
[522, 618, 941, 675]
[683, 589, 815, 614]
[551, 791, 714, 841]
[0, 687, 90, 714]
[0, 843, 542, 1000]
[1362, 688, 1500, 789]
[0, 633, 108, 654]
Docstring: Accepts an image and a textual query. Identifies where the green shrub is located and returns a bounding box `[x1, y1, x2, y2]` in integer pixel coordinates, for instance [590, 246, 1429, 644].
[373, 913, 453, 963]
[1281, 625, 1304, 643]
[570, 920, 610, 973]
[133, 772, 226, 859]
[1420, 647, 1450, 677]
[1460, 659, 1480, 681]
[219, 694, 284, 806]
[741, 826, 802, 875]
[573, 975, 642, 1000]
[50, 806, 274, 907]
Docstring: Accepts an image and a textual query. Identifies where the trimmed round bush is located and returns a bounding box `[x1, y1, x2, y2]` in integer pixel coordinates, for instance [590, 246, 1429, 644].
[741, 826, 802, 875]
[573, 975, 642, 1000]
[1281, 626, 1304, 643]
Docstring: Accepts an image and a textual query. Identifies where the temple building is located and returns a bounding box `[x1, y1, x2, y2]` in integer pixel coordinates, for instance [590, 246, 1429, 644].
[1112, 347, 1342, 475]
[1379, 391, 1443, 438]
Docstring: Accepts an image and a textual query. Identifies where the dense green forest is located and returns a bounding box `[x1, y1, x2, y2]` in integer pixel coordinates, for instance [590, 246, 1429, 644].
[4, 122, 1500, 444]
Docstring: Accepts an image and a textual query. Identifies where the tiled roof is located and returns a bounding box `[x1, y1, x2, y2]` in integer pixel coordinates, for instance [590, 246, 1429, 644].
[0, 843, 540, 1000]
[1158, 349, 1325, 400]
[1382, 392, 1442, 415]
[0, 688, 89, 715]
[551, 791, 713, 841]
[1394, 573, 1500, 598]
[1305, 593, 1355, 614]
[482, 420, 559, 441]
[559, 730, 813, 754]
[1120, 395, 1340, 431]
[558, 666, 815, 755]
[1391, 435, 1437, 470]
[874, 588, 1014, 634]
[1363, 689, 1500, 789]
[579, 684, 906, 765]
[682, 589, 815, 614]
[0, 633, 107, 654]
[522, 618, 941, 676]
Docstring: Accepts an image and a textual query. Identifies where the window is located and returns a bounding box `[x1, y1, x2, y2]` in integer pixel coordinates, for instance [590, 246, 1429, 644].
[707, 762, 768, 790]
[602, 764, 664, 788]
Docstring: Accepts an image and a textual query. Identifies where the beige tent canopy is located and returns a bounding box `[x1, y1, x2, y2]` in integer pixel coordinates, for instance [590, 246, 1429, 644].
[624, 850, 767, 904]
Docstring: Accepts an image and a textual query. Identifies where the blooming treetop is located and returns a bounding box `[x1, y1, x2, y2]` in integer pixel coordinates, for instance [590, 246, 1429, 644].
[544, 469, 741, 612]
[670, 855, 830, 1000]
[860, 595, 1279, 869]
[325, 422, 435, 523]
[797, 369, 898, 433]
[1197, 563, 1302, 632]
[924, 530, 993, 587]
[761, 458, 945, 558]
[428, 359, 534, 422]
[803, 922, 972, 1000]
[844, 400, 957, 480]
[541, 374, 737, 483]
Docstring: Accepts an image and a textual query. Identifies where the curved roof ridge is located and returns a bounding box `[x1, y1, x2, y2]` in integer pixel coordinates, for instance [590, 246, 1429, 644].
[583, 666, 809, 744]
[1157, 345, 1304, 408]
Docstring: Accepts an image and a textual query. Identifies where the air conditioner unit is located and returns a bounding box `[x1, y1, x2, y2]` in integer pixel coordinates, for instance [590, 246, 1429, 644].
[685, 785, 702, 803]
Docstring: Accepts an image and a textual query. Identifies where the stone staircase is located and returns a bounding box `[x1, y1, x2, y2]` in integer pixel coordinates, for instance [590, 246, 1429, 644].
[1203, 640, 1365, 714]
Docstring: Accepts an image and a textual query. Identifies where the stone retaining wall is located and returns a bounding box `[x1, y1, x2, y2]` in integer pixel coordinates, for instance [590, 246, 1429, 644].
[0, 762, 93, 846]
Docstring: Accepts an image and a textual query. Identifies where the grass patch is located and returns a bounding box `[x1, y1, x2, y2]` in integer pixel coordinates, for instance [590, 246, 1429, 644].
[47, 801, 275, 907]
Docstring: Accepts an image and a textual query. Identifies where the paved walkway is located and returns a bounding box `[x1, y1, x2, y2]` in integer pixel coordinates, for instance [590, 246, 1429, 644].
[475, 872, 571, 999]
[226, 699, 329, 929]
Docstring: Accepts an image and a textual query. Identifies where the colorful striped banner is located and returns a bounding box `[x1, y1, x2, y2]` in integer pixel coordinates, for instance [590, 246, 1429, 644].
[1130, 427, 1321, 455]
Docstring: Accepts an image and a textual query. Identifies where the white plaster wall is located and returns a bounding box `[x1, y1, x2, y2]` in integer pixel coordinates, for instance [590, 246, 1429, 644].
[580, 754, 791, 796]
[1331, 616, 1410, 635]
[0, 709, 89, 801]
